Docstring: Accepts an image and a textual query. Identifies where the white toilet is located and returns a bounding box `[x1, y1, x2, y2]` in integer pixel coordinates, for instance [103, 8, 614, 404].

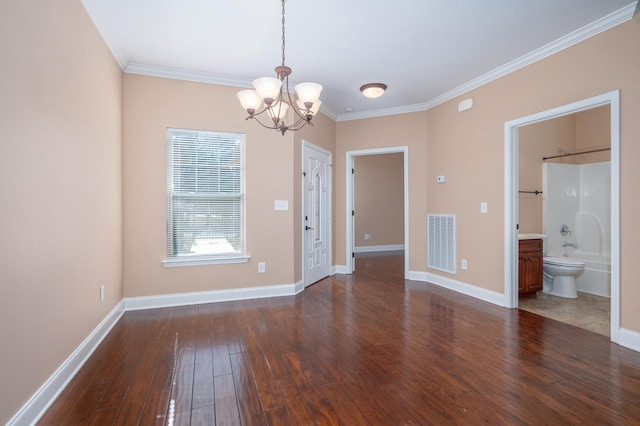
[542, 256, 585, 298]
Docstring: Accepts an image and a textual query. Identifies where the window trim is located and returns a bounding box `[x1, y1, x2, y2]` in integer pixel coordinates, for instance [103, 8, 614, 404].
[164, 128, 246, 267]
[162, 255, 250, 268]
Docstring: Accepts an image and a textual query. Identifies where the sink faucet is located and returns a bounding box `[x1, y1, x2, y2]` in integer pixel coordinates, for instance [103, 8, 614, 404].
[562, 241, 579, 249]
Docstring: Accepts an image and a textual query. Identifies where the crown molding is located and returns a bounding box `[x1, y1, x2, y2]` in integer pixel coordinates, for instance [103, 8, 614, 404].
[81, 0, 128, 69]
[336, 2, 635, 122]
[336, 102, 430, 122]
[84, 0, 635, 123]
[125, 63, 342, 121]
[125, 63, 253, 88]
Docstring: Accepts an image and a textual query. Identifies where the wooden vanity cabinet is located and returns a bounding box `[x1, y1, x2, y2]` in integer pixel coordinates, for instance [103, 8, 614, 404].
[518, 239, 543, 294]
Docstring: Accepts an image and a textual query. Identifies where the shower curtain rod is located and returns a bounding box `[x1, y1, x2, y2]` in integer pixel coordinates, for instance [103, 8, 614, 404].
[543, 147, 611, 161]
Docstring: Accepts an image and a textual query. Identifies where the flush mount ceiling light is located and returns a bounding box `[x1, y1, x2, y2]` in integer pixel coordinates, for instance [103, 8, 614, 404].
[360, 83, 387, 99]
[237, 0, 323, 135]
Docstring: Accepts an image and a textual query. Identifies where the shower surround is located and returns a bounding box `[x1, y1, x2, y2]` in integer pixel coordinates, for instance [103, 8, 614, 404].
[543, 161, 611, 297]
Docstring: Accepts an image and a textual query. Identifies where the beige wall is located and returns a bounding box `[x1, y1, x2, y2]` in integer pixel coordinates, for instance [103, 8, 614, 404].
[575, 105, 611, 164]
[0, 0, 123, 422]
[424, 20, 639, 330]
[4, 4, 640, 423]
[354, 153, 404, 247]
[336, 112, 428, 271]
[519, 115, 576, 233]
[123, 74, 309, 297]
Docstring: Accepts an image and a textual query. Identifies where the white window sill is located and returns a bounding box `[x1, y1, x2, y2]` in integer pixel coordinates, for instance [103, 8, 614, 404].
[162, 255, 250, 268]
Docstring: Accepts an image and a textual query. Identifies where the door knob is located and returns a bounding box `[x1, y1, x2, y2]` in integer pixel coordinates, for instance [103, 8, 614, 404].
[305, 225, 314, 230]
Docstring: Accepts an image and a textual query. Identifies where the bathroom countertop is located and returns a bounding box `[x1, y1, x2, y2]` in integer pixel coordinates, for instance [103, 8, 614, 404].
[518, 233, 547, 240]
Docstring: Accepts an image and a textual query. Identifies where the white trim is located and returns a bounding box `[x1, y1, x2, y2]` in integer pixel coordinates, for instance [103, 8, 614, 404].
[620, 328, 640, 353]
[124, 284, 298, 311]
[334, 265, 350, 274]
[125, 62, 252, 88]
[337, 102, 432, 122]
[7, 301, 125, 426]
[354, 244, 404, 253]
[346, 147, 410, 278]
[406, 270, 428, 282]
[162, 255, 250, 268]
[504, 90, 621, 344]
[294, 280, 305, 294]
[408, 272, 507, 307]
[125, 63, 341, 121]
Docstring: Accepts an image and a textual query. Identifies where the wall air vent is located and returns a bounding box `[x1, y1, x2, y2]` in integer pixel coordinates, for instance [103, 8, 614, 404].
[428, 214, 456, 274]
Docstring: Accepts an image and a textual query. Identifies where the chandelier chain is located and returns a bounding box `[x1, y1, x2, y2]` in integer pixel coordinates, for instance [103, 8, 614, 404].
[281, 0, 286, 67]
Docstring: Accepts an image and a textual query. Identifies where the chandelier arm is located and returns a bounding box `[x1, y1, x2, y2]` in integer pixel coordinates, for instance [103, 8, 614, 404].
[247, 113, 286, 133]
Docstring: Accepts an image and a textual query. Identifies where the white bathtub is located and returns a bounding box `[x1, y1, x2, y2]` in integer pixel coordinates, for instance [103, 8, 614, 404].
[548, 252, 610, 297]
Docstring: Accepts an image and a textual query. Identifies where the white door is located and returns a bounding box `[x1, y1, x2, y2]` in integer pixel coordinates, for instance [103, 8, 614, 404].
[303, 142, 332, 287]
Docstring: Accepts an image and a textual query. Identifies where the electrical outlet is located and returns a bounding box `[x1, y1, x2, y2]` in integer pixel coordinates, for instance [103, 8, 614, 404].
[258, 262, 266, 273]
[100, 285, 105, 303]
[364, 233, 371, 240]
[461, 259, 468, 270]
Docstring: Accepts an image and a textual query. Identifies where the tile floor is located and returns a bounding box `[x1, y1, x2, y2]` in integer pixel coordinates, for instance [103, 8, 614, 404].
[519, 291, 611, 337]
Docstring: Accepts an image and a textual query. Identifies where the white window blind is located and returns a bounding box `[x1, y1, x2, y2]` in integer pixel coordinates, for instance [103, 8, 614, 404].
[167, 128, 245, 260]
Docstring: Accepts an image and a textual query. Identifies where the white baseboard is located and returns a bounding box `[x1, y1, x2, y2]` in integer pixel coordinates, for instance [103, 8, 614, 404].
[407, 270, 507, 307]
[7, 301, 125, 426]
[619, 328, 640, 352]
[12, 274, 637, 425]
[334, 265, 350, 274]
[124, 283, 299, 311]
[354, 244, 404, 253]
[406, 270, 428, 281]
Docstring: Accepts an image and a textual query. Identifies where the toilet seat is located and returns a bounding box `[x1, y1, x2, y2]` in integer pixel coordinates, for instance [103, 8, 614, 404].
[543, 256, 585, 267]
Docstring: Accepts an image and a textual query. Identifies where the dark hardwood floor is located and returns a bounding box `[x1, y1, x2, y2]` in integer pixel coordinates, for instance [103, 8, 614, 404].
[40, 252, 640, 425]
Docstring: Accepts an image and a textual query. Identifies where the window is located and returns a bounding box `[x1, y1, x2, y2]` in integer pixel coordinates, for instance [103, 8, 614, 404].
[163, 128, 247, 267]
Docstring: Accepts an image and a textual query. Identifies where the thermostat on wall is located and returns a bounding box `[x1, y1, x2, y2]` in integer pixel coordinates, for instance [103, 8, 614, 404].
[437, 175, 446, 183]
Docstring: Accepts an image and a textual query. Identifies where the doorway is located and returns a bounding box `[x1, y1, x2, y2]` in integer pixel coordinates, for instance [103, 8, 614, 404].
[504, 91, 620, 343]
[346, 147, 409, 277]
[303, 141, 332, 287]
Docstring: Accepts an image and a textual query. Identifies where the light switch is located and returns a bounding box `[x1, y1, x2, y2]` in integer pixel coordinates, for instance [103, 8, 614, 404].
[480, 202, 488, 213]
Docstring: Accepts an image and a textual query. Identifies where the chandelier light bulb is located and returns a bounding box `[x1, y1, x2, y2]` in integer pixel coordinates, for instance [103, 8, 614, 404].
[267, 101, 289, 122]
[253, 77, 283, 104]
[237, 90, 262, 114]
[297, 99, 321, 116]
[295, 82, 323, 107]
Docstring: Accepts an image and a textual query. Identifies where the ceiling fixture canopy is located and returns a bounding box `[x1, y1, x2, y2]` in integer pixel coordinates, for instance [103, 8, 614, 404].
[237, 0, 322, 135]
[360, 83, 387, 99]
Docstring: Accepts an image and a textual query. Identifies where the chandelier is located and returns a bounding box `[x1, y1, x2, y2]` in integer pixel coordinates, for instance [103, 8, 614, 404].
[237, 0, 323, 135]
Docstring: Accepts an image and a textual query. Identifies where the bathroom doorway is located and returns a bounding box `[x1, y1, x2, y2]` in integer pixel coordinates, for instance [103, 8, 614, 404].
[517, 106, 611, 336]
[504, 91, 620, 343]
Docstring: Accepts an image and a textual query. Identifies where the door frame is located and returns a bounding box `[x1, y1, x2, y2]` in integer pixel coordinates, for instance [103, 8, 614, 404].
[503, 90, 620, 343]
[346, 146, 409, 277]
[302, 140, 333, 287]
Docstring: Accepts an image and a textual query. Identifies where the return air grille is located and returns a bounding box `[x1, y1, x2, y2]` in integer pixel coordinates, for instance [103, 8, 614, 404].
[428, 214, 456, 274]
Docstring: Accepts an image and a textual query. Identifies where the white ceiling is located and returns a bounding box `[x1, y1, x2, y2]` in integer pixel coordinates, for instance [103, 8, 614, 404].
[82, 0, 636, 121]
